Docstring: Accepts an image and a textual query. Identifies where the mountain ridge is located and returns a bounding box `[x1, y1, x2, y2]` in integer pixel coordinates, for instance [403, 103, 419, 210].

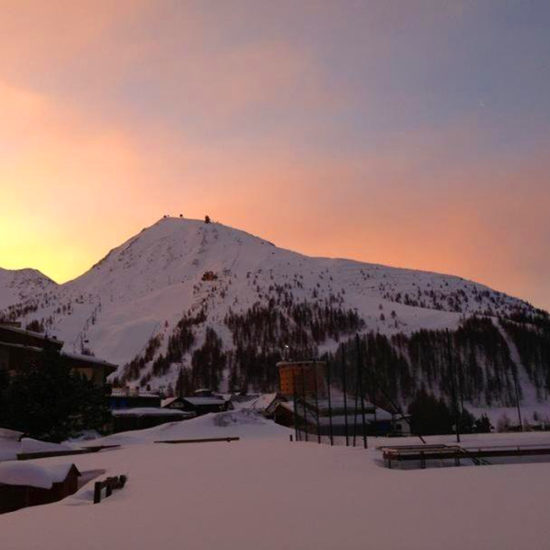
[1, 216, 548, 420]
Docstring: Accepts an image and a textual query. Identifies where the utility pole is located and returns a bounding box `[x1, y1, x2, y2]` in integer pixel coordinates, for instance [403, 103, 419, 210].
[342, 347, 349, 446]
[356, 335, 368, 449]
[326, 362, 334, 446]
[511, 365, 523, 431]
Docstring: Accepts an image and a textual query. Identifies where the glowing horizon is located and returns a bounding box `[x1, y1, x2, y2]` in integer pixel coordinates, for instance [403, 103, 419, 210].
[0, 1, 549, 310]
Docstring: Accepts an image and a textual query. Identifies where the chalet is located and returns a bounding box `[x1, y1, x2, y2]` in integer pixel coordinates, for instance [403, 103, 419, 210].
[277, 361, 327, 398]
[272, 398, 409, 437]
[0, 323, 116, 386]
[162, 390, 232, 416]
[0, 462, 81, 514]
[109, 387, 161, 409]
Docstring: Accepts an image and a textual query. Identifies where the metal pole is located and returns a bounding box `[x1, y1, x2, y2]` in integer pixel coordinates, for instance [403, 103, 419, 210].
[292, 373, 299, 441]
[301, 367, 309, 442]
[313, 363, 322, 444]
[352, 353, 360, 447]
[365, 347, 427, 445]
[356, 335, 368, 449]
[446, 329, 461, 443]
[342, 347, 349, 446]
[327, 361, 334, 446]
[512, 364, 523, 431]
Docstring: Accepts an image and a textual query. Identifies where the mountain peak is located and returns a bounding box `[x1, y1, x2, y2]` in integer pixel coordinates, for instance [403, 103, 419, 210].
[0, 267, 56, 310]
[0, 217, 542, 380]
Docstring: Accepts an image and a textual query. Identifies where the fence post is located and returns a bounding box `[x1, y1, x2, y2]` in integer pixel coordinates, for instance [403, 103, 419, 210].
[93, 482, 102, 504]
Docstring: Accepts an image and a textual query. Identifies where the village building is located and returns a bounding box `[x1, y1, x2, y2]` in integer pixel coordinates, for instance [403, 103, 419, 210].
[109, 387, 162, 409]
[0, 323, 116, 386]
[273, 360, 410, 436]
[161, 389, 233, 416]
[277, 361, 327, 398]
[272, 398, 409, 436]
[248, 393, 286, 417]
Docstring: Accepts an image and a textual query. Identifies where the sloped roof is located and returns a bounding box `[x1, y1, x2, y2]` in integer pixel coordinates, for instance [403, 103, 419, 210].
[183, 396, 226, 406]
[0, 324, 62, 344]
[0, 462, 80, 489]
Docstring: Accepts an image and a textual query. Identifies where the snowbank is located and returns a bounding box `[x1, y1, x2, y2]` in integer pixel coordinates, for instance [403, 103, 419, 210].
[0, 434, 75, 462]
[111, 408, 190, 417]
[86, 409, 290, 447]
[2, 432, 550, 550]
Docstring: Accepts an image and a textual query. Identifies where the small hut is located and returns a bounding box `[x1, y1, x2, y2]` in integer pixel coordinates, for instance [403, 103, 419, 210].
[0, 462, 81, 514]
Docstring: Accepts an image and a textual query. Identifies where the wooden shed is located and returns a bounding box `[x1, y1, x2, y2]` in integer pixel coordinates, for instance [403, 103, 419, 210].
[0, 462, 81, 514]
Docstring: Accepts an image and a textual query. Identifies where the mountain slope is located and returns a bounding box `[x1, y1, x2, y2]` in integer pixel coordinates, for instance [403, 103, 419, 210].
[1, 217, 547, 415]
[0, 268, 56, 310]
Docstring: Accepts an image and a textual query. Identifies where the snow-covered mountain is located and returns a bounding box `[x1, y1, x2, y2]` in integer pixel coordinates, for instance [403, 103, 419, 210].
[0, 268, 56, 310]
[1, 217, 547, 414]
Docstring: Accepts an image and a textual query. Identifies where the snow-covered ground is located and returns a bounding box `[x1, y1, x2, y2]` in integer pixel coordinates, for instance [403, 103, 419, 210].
[2, 411, 550, 550]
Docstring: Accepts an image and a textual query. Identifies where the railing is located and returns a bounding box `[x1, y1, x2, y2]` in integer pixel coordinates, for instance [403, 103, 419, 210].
[154, 437, 240, 444]
[379, 443, 550, 469]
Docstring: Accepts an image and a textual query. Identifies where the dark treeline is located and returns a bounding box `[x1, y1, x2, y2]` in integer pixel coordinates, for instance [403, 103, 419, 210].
[325, 317, 524, 411]
[501, 315, 550, 400]
[120, 296, 550, 415]
[121, 299, 364, 394]
[224, 300, 364, 393]
[120, 309, 207, 386]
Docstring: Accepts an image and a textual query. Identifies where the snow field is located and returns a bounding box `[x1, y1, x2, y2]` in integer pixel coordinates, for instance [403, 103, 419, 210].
[2, 413, 550, 549]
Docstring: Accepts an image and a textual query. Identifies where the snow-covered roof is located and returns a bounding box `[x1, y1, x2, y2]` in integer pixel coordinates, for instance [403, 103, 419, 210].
[61, 351, 118, 369]
[0, 324, 61, 343]
[0, 341, 117, 371]
[0, 462, 79, 489]
[111, 388, 160, 398]
[161, 397, 180, 407]
[273, 402, 393, 421]
[183, 397, 226, 406]
[250, 393, 280, 411]
[0, 341, 43, 353]
[112, 407, 192, 417]
[0, 428, 23, 441]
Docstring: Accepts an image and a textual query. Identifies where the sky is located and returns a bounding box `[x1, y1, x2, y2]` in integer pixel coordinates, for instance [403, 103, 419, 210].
[0, 0, 549, 310]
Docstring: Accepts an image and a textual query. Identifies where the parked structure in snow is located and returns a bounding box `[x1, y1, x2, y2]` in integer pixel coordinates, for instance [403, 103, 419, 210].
[0, 462, 81, 514]
[0, 323, 116, 386]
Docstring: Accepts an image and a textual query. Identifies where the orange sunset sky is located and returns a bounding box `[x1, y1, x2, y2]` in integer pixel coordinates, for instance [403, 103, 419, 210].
[0, 1, 549, 309]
